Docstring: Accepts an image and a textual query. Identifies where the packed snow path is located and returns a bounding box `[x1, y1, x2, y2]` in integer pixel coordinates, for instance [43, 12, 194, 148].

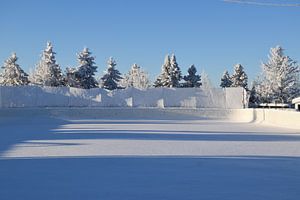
[0, 116, 300, 199]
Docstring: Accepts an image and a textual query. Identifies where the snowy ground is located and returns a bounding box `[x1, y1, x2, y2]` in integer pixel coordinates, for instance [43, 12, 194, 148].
[1, 113, 300, 199]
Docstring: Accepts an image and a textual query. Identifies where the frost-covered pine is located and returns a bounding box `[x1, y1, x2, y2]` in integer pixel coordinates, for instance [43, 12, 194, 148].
[65, 67, 78, 88]
[154, 54, 182, 88]
[220, 70, 232, 88]
[201, 70, 214, 90]
[100, 57, 123, 90]
[231, 64, 248, 90]
[254, 76, 269, 103]
[183, 65, 201, 87]
[259, 46, 299, 103]
[30, 42, 64, 87]
[154, 55, 171, 87]
[73, 47, 98, 89]
[122, 63, 150, 89]
[169, 54, 182, 87]
[248, 81, 260, 107]
[0, 53, 29, 86]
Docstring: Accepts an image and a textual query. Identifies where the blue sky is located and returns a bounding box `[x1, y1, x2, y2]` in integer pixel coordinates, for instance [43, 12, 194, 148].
[0, 0, 299, 85]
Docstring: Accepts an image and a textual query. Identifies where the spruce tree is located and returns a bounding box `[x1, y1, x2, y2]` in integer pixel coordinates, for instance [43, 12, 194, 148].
[231, 64, 248, 90]
[122, 63, 150, 89]
[0, 53, 29, 86]
[31, 42, 64, 87]
[154, 54, 182, 88]
[220, 70, 232, 88]
[65, 67, 78, 88]
[259, 46, 299, 103]
[183, 65, 201, 87]
[75, 47, 98, 89]
[154, 55, 171, 87]
[100, 57, 123, 90]
[201, 70, 214, 90]
[248, 81, 260, 107]
[169, 54, 182, 87]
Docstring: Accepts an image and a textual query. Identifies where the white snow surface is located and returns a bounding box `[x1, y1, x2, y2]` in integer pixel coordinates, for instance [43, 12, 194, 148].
[2, 119, 299, 158]
[0, 110, 300, 200]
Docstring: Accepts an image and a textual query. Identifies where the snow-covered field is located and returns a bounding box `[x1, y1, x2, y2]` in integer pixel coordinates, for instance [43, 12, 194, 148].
[1, 110, 300, 199]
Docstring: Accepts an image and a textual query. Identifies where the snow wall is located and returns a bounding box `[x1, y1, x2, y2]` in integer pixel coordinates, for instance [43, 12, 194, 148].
[228, 109, 300, 129]
[0, 86, 247, 109]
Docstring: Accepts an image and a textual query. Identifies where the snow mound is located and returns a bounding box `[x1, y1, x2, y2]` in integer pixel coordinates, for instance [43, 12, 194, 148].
[0, 86, 247, 108]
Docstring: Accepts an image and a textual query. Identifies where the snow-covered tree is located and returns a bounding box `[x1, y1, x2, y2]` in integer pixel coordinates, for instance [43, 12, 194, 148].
[154, 55, 171, 87]
[154, 54, 182, 87]
[65, 67, 78, 88]
[122, 63, 150, 89]
[30, 42, 64, 87]
[100, 57, 123, 90]
[0, 53, 29, 86]
[169, 54, 182, 87]
[258, 46, 299, 103]
[69, 47, 98, 89]
[183, 65, 201, 87]
[201, 70, 214, 90]
[248, 81, 260, 107]
[253, 75, 269, 103]
[231, 64, 248, 90]
[220, 70, 232, 88]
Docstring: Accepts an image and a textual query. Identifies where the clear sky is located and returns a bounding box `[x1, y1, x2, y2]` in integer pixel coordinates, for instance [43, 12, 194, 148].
[0, 0, 299, 85]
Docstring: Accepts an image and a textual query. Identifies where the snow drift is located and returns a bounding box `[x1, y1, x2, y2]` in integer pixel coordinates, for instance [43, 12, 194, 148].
[0, 86, 247, 109]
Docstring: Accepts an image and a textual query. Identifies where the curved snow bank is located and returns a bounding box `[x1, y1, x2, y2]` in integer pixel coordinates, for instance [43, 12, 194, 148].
[1, 107, 298, 129]
[0, 108, 233, 120]
[229, 109, 300, 129]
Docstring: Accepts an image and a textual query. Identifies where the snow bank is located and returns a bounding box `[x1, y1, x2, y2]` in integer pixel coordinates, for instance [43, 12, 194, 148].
[0, 106, 298, 129]
[0, 107, 235, 120]
[228, 109, 300, 129]
[0, 86, 246, 109]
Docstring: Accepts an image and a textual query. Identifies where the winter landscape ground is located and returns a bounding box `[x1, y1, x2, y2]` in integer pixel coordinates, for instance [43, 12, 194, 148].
[1, 1, 300, 199]
[1, 108, 300, 200]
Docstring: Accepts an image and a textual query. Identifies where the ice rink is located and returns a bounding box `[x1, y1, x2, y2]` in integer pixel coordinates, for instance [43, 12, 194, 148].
[1, 112, 300, 199]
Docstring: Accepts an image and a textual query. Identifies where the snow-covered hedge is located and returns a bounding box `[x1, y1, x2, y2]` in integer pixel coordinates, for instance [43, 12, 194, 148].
[0, 86, 247, 108]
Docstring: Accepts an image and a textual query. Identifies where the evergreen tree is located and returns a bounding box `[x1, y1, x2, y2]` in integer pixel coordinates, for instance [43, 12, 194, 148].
[183, 65, 201, 87]
[220, 70, 232, 88]
[201, 70, 214, 90]
[154, 55, 171, 87]
[31, 42, 64, 87]
[154, 54, 182, 87]
[74, 47, 98, 89]
[248, 81, 260, 107]
[100, 57, 123, 90]
[231, 64, 248, 90]
[122, 63, 150, 89]
[254, 75, 269, 103]
[65, 66, 78, 88]
[259, 46, 299, 103]
[0, 53, 29, 86]
[169, 54, 182, 87]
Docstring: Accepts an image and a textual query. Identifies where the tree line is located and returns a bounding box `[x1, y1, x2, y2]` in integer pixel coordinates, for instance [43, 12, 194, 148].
[0, 42, 299, 104]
